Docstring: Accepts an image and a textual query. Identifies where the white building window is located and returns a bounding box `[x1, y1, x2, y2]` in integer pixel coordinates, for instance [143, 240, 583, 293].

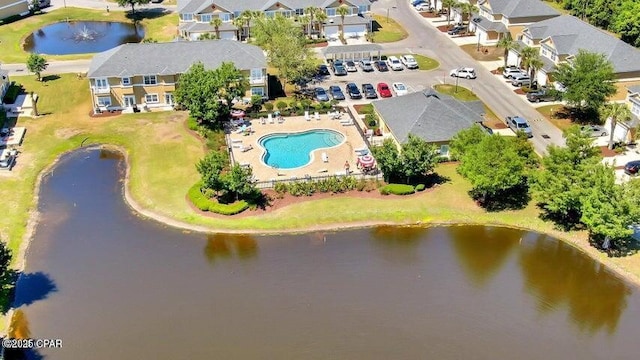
[143, 75, 157, 85]
[632, 102, 640, 116]
[439, 145, 450, 156]
[250, 68, 262, 82]
[295, 8, 304, 15]
[182, 14, 193, 21]
[97, 96, 111, 107]
[121, 77, 131, 86]
[220, 13, 231, 22]
[165, 93, 174, 105]
[201, 14, 212, 22]
[326, 8, 336, 17]
[145, 94, 159, 103]
[251, 87, 264, 96]
[95, 78, 108, 89]
[358, 5, 368, 14]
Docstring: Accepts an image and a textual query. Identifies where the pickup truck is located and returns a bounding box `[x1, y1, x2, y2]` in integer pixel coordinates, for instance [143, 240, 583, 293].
[506, 116, 533, 138]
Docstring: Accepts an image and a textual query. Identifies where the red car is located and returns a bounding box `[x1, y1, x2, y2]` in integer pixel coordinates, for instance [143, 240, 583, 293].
[377, 82, 392, 98]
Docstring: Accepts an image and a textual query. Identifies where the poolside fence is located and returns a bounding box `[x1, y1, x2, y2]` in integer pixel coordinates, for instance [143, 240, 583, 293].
[252, 172, 383, 190]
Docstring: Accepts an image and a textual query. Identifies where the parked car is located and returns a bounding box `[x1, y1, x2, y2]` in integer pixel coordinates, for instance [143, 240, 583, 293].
[387, 56, 404, 71]
[506, 116, 533, 138]
[400, 54, 419, 69]
[328, 85, 345, 100]
[314, 87, 330, 102]
[377, 82, 393, 98]
[374, 60, 389, 72]
[447, 25, 467, 35]
[502, 66, 526, 79]
[511, 74, 534, 87]
[392, 82, 409, 96]
[449, 67, 476, 79]
[0, 153, 16, 170]
[317, 64, 330, 76]
[411, 0, 427, 6]
[359, 59, 374, 72]
[345, 82, 362, 99]
[361, 83, 377, 99]
[526, 88, 558, 103]
[624, 160, 640, 176]
[345, 60, 358, 72]
[415, 3, 430, 11]
[333, 64, 347, 76]
[580, 125, 608, 138]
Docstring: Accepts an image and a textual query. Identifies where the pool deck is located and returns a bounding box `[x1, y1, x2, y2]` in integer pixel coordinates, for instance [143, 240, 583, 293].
[229, 113, 369, 183]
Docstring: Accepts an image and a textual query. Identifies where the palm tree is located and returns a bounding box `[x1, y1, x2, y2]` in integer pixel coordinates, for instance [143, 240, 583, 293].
[315, 9, 328, 38]
[336, 5, 350, 37]
[305, 6, 317, 37]
[232, 17, 244, 41]
[526, 57, 543, 85]
[298, 15, 311, 38]
[601, 102, 632, 149]
[497, 34, 520, 68]
[241, 10, 257, 40]
[210, 17, 223, 39]
[460, 2, 478, 25]
[519, 46, 538, 71]
[441, 0, 458, 27]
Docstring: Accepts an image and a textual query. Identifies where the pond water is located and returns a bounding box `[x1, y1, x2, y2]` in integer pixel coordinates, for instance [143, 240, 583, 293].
[11, 149, 640, 359]
[23, 21, 144, 55]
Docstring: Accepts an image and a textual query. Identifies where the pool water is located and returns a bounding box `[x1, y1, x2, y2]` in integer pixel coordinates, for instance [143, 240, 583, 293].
[260, 129, 345, 169]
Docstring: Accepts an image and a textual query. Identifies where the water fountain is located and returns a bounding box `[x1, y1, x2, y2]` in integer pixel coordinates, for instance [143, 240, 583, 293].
[23, 21, 145, 55]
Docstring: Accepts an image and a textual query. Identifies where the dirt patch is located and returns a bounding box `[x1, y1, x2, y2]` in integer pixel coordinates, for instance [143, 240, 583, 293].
[420, 12, 441, 18]
[89, 110, 122, 118]
[491, 69, 501, 75]
[436, 25, 450, 32]
[599, 146, 618, 158]
[514, 88, 526, 95]
[306, 41, 328, 48]
[460, 44, 503, 62]
[54, 128, 81, 139]
[353, 104, 371, 114]
[483, 119, 507, 129]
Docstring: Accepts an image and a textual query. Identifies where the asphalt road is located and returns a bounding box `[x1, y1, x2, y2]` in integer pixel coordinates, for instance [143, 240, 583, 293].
[371, 0, 565, 153]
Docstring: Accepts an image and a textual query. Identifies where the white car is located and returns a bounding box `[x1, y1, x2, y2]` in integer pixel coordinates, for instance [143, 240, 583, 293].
[386, 56, 404, 71]
[449, 67, 477, 79]
[400, 54, 419, 69]
[392, 82, 408, 96]
[415, 4, 430, 11]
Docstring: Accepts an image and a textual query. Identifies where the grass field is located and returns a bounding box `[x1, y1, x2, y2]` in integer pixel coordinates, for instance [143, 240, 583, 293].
[371, 14, 408, 43]
[0, 7, 178, 63]
[387, 54, 440, 71]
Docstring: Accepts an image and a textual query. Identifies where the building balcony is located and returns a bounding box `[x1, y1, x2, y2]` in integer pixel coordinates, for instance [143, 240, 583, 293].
[249, 76, 266, 85]
[92, 86, 110, 94]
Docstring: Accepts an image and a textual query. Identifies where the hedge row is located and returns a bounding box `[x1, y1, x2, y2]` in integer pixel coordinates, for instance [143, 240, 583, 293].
[380, 184, 417, 195]
[188, 182, 249, 215]
[274, 176, 374, 197]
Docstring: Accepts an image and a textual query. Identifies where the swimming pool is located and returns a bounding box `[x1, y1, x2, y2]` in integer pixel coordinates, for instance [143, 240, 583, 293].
[259, 129, 345, 169]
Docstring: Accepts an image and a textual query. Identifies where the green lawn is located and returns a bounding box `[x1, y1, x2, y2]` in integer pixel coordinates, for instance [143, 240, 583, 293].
[371, 14, 408, 43]
[433, 84, 479, 101]
[387, 53, 440, 71]
[0, 7, 177, 63]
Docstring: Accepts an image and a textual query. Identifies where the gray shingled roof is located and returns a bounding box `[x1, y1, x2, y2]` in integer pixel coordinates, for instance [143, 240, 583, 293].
[178, 0, 370, 14]
[322, 43, 382, 55]
[479, 0, 558, 19]
[88, 40, 266, 78]
[322, 14, 371, 26]
[372, 89, 485, 143]
[629, 85, 640, 95]
[526, 15, 640, 74]
[474, 16, 507, 33]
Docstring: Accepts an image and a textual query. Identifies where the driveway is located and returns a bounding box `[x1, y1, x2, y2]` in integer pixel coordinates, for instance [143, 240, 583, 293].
[371, 0, 565, 154]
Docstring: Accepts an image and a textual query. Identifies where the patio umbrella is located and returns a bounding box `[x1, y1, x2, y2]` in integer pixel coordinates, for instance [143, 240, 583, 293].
[231, 110, 246, 118]
[359, 155, 375, 168]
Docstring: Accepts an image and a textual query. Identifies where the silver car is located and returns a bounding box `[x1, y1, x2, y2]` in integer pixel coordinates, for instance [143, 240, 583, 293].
[359, 60, 374, 72]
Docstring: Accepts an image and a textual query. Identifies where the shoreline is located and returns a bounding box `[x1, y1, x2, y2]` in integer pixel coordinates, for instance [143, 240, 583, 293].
[6, 143, 640, 333]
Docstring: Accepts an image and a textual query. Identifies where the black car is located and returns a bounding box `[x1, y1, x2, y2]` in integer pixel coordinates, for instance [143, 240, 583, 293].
[447, 25, 466, 35]
[317, 64, 330, 76]
[625, 160, 640, 176]
[345, 83, 362, 99]
[328, 85, 346, 100]
[374, 60, 389, 72]
[333, 64, 347, 76]
[361, 83, 377, 99]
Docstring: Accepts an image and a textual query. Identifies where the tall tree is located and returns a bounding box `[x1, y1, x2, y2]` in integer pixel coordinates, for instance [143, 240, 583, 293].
[26, 53, 48, 81]
[304, 6, 317, 37]
[554, 49, 616, 112]
[371, 139, 402, 182]
[240, 10, 255, 39]
[612, 1, 640, 47]
[532, 126, 601, 227]
[210, 17, 223, 39]
[518, 46, 538, 71]
[449, 124, 489, 160]
[252, 15, 317, 86]
[222, 164, 255, 201]
[298, 15, 311, 38]
[314, 8, 327, 35]
[0, 240, 14, 307]
[600, 102, 632, 150]
[496, 33, 519, 68]
[526, 56, 544, 85]
[114, 0, 150, 17]
[196, 151, 228, 194]
[336, 5, 350, 36]
[458, 2, 478, 25]
[441, 0, 458, 27]
[232, 16, 245, 41]
[175, 62, 247, 126]
[399, 134, 438, 184]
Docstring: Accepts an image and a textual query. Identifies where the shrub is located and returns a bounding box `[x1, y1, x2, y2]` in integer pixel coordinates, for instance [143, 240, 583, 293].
[415, 184, 426, 192]
[356, 179, 367, 191]
[2, 83, 22, 104]
[380, 184, 416, 195]
[187, 182, 249, 215]
[186, 117, 199, 131]
[300, 99, 313, 109]
[276, 100, 287, 112]
[264, 102, 274, 112]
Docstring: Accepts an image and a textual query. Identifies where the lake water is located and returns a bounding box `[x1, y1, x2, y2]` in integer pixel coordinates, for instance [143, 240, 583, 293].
[23, 21, 144, 55]
[11, 149, 640, 359]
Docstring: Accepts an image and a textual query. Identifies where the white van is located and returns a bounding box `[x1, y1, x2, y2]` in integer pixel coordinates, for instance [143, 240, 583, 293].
[386, 56, 404, 71]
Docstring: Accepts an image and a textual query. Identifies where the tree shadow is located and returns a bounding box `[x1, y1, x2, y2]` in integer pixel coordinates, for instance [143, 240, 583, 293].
[246, 189, 272, 210]
[204, 234, 258, 265]
[12, 272, 58, 308]
[268, 74, 285, 99]
[125, 8, 170, 22]
[421, 172, 450, 188]
[371, 20, 382, 32]
[472, 183, 531, 212]
[41, 74, 60, 82]
[588, 234, 640, 258]
[537, 207, 584, 232]
[552, 106, 599, 125]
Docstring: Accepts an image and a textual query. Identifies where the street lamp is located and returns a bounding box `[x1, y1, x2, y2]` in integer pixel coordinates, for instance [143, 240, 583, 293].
[476, 31, 481, 52]
[386, 6, 397, 23]
[454, 73, 459, 93]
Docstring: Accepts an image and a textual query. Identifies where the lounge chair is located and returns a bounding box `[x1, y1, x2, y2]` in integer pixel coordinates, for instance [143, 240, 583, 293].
[340, 119, 353, 126]
[317, 168, 328, 173]
[260, 117, 266, 125]
[314, 112, 320, 120]
[268, 113, 274, 124]
[322, 152, 329, 163]
[305, 111, 311, 121]
[232, 143, 243, 148]
[231, 139, 243, 143]
[355, 147, 369, 156]
[241, 144, 254, 152]
[277, 116, 285, 124]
